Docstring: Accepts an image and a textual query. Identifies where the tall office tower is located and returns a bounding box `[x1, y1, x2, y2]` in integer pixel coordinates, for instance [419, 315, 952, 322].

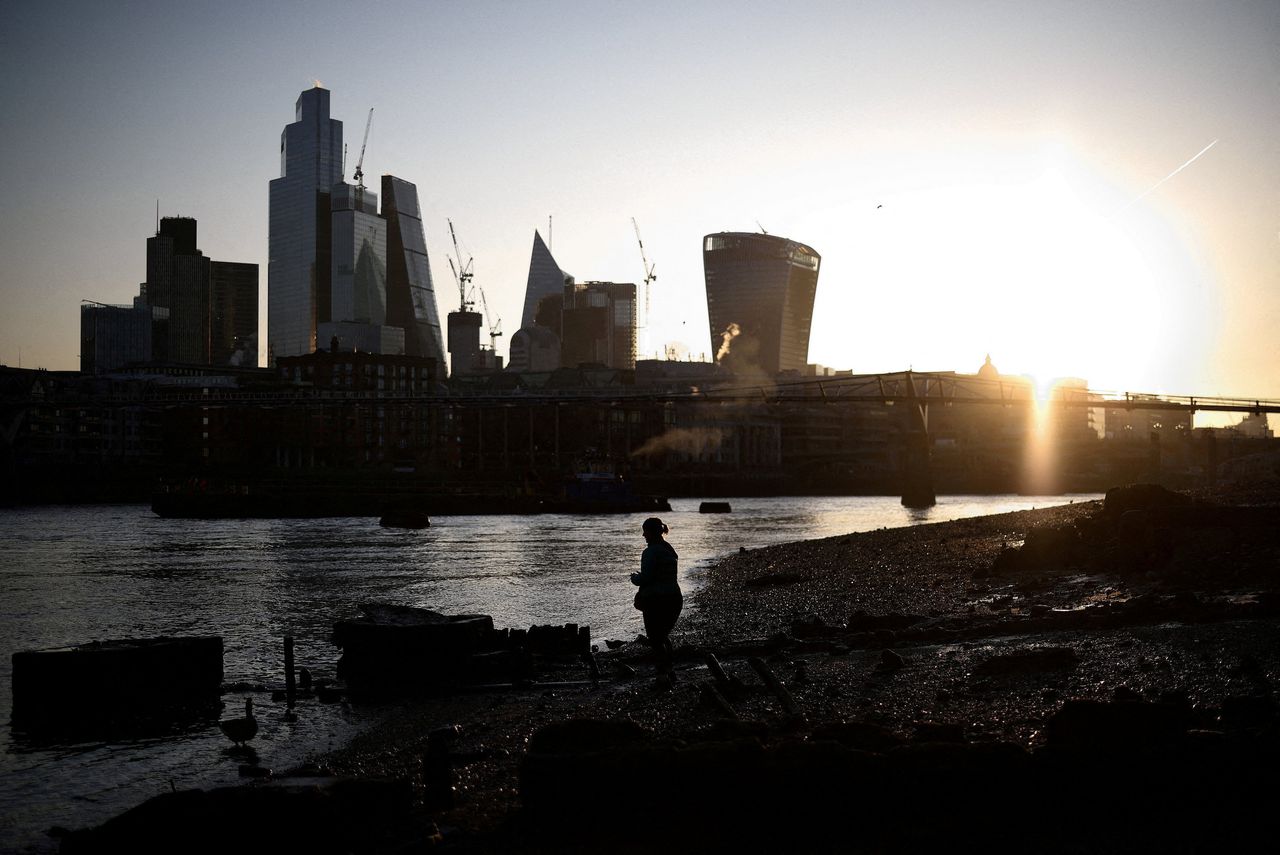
[382, 175, 445, 369]
[268, 86, 343, 362]
[210, 261, 259, 366]
[319, 183, 401, 353]
[560, 281, 636, 370]
[146, 216, 211, 364]
[80, 302, 152, 374]
[520, 230, 573, 330]
[702, 232, 821, 376]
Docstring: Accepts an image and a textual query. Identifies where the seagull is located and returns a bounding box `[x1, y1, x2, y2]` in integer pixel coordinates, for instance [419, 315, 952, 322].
[219, 697, 258, 748]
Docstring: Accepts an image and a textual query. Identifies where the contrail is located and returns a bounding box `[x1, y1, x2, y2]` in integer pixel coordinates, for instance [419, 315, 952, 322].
[1119, 139, 1218, 213]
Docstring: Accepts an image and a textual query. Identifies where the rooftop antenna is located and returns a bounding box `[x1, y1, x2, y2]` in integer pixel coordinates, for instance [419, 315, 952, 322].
[155, 200, 159, 234]
[548, 215, 552, 251]
[756, 220, 768, 235]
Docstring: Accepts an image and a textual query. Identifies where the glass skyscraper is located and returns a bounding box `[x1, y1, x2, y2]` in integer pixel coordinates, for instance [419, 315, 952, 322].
[268, 86, 343, 362]
[382, 175, 445, 368]
[702, 232, 821, 376]
[520, 230, 573, 331]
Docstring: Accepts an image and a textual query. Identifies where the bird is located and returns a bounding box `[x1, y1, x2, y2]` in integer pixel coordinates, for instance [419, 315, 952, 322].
[220, 697, 258, 748]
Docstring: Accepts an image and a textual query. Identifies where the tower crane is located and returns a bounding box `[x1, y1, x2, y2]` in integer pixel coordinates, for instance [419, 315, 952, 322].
[632, 217, 657, 355]
[352, 108, 374, 207]
[446, 218, 474, 312]
[477, 283, 503, 354]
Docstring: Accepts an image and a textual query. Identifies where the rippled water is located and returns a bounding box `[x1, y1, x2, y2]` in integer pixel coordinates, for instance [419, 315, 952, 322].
[0, 494, 1095, 850]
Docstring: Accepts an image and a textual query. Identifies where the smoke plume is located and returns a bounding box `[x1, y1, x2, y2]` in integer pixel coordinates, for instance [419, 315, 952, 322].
[630, 427, 726, 459]
[716, 323, 741, 363]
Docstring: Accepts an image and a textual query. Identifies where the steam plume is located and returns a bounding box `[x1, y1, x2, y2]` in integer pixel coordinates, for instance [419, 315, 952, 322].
[716, 323, 741, 363]
[630, 427, 725, 459]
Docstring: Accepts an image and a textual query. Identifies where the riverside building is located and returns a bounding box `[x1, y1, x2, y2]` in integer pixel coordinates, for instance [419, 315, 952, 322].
[702, 232, 821, 376]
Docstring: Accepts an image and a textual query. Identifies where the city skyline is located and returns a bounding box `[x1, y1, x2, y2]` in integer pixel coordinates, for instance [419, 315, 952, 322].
[1, 1, 1277, 409]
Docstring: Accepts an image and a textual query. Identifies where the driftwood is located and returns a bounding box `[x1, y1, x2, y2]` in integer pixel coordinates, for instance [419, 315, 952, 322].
[704, 652, 746, 695]
[698, 682, 739, 720]
[748, 656, 801, 717]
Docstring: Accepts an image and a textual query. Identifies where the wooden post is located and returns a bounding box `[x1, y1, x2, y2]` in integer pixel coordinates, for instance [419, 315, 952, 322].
[699, 682, 739, 720]
[748, 656, 799, 716]
[704, 652, 741, 693]
[284, 636, 296, 709]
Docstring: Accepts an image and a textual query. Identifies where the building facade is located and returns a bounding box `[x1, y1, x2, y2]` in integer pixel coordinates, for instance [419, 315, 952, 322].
[320, 182, 393, 353]
[702, 232, 821, 376]
[268, 86, 343, 362]
[520, 230, 572, 330]
[210, 261, 259, 366]
[146, 217, 211, 364]
[560, 281, 636, 370]
[80, 302, 153, 374]
[382, 175, 446, 368]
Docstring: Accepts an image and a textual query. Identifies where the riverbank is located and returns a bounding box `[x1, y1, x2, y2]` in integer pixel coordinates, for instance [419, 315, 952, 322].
[63, 483, 1280, 852]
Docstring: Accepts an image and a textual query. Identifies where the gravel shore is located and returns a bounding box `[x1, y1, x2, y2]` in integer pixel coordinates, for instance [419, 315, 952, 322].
[66, 484, 1280, 852]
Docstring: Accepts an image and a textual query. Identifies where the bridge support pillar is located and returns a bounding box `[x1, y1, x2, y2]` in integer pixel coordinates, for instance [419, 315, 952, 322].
[900, 372, 936, 508]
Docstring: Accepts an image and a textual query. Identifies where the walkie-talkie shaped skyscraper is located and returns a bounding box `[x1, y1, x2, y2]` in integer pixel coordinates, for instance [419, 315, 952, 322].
[702, 232, 821, 376]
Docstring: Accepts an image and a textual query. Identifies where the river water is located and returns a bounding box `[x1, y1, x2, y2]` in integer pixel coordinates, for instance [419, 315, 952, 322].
[0, 494, 1096, 851]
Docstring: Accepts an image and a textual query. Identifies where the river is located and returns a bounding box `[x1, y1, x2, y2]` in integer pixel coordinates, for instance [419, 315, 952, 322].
[0, 493, 1096, 851]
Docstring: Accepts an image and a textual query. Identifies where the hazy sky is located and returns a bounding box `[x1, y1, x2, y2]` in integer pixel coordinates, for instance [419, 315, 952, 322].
[2, 0, 1277, 402]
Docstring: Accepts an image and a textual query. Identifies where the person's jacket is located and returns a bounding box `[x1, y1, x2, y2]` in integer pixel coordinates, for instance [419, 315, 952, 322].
[631, 539, 682, 607]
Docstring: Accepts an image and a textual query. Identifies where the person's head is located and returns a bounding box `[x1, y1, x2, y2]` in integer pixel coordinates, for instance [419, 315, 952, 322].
[642, 517, 668, 542]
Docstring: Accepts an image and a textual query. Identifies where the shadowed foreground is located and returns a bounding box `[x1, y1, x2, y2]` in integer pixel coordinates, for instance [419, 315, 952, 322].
[63, 483, 1280, 853]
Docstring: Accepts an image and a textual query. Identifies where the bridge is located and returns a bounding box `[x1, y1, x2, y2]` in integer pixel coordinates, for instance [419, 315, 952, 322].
[111, 369, 1279, 418]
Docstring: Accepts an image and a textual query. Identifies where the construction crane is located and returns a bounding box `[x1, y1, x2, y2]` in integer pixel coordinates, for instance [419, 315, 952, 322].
[352, 108, 374, 207]
[446, 218, 474, 312]
[632, 217, 657, 355]
[477, 282, 503, 354]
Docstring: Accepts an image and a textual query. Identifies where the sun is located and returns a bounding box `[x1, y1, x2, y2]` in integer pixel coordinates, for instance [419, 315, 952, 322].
[808, 147, 1204, 394]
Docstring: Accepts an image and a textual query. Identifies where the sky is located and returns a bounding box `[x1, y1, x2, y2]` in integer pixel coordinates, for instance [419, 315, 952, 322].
[1, 0, 1277, 406]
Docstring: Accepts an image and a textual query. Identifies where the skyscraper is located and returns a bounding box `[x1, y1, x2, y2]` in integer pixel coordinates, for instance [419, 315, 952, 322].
[702, 232, 821, 376]
[520, 230, 573, 330]
[210, 261, 259, 366]
[382, 175, 445, 368]
[319, 182, 399, 353]
[146, 217, 210, 364]
[268, 86, 343, 362]
[560, 281, 636, 370]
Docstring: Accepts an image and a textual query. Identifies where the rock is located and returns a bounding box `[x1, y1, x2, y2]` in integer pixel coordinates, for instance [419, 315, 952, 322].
[604, 639, 626, 650]
[913, 722, 965, 743]
[1103, 483, 1191, 518]
[879, 649, 905, 671]
[1113, 685, 1142, 702]
[1045, 699, 1191, 751]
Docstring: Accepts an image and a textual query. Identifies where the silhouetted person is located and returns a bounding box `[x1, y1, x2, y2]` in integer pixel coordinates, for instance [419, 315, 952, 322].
[631, 517, 682, 680]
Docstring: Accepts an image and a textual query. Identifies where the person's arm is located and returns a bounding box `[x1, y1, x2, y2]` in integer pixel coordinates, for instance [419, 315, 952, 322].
[631, 546, 653, 586]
